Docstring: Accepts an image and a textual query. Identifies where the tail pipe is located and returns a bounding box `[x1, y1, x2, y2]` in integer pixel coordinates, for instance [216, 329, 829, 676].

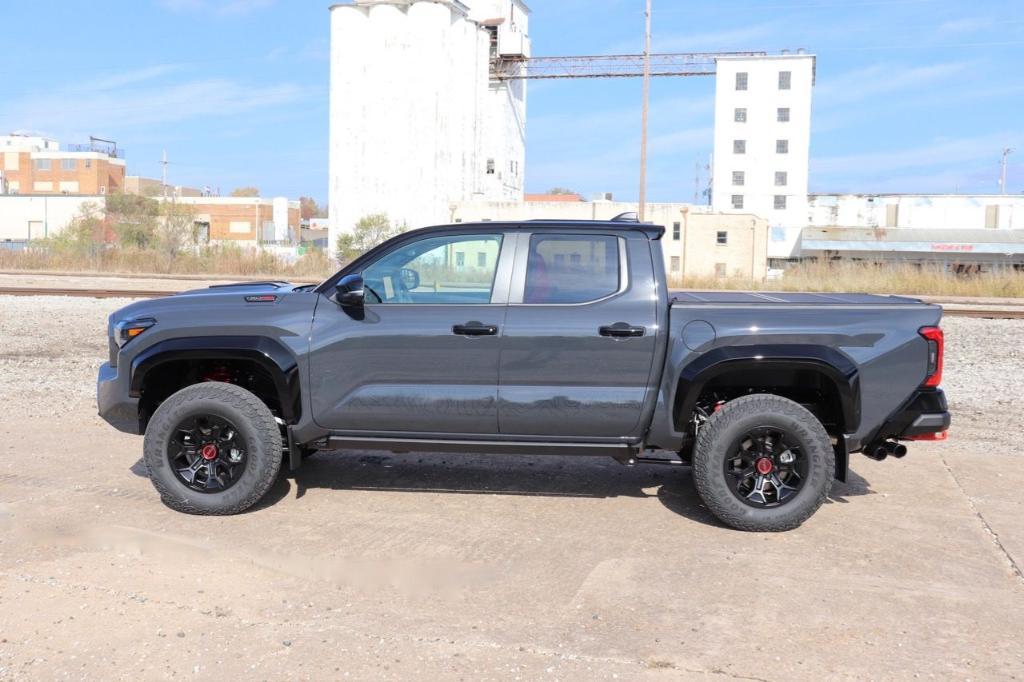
[864, 439, 907, 461]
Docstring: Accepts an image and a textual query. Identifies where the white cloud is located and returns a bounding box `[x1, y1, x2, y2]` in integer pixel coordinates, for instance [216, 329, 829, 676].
[936, 16, 996, 37]
[0, 78, 308, 138]
[810, 132, 1024, 192]
[156, 0, 274, 16]
[84, 65, 182, 91]
[605, 22, 780, 54]
[815, 61, 972, 107]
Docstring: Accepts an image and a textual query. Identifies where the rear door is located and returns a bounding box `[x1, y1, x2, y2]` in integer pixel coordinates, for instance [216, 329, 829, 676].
[497, 230, 660, 438]
[308, 231, 513, 434]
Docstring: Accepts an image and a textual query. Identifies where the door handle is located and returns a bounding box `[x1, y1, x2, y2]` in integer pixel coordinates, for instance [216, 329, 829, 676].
[452, 322, 498, 336]
[599, 323, 646, 338]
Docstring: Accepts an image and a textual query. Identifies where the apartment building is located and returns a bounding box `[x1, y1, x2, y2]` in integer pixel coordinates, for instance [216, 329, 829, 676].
[711, 53, 814, 259]
[0, 134, 126, 196]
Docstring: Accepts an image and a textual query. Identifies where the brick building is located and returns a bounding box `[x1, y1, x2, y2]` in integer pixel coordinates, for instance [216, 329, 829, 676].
[172, 196, 301, 245]
[0, 134, 126, 196]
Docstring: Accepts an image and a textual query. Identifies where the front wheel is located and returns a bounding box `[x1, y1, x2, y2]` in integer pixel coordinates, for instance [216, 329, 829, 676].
[143, 382, 282, 515]
[692, 394, 834, 532]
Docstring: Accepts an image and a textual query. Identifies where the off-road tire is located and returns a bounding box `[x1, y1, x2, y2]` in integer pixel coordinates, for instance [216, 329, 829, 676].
[143, 382, 282, 515]
[692, 394, 834, 532]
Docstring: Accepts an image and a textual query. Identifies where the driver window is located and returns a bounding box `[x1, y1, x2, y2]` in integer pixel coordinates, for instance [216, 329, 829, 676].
[362, 234, 503, 304]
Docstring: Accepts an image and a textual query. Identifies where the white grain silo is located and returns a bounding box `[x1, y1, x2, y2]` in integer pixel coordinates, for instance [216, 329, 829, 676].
[328, 0, 529, 253]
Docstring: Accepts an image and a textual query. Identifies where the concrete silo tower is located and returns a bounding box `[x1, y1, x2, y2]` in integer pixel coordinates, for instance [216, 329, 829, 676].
[328, 0, 530, 251]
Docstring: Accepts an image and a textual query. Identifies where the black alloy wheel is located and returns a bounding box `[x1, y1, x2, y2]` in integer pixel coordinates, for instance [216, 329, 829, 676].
[724, 426, 807, 507]
[168, 414, 248, 493]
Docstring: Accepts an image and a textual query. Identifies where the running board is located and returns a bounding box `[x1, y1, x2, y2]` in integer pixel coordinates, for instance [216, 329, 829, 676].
[323, 435, 639, 458]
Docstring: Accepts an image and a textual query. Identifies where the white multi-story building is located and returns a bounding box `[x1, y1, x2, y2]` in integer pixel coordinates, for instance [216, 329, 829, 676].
[328, 0, 529, 251]
[711, 52, 814, 259]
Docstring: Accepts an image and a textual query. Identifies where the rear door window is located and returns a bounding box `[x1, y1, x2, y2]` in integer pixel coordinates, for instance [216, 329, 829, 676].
[523, 234, 621, 304]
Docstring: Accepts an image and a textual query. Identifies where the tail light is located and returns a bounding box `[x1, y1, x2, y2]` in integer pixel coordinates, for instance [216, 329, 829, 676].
[906, 430, 948, 441]
[919, 326, 943, 388]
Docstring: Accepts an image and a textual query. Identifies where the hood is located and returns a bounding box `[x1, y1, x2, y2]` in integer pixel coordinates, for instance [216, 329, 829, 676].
[108, 281, 305, 325]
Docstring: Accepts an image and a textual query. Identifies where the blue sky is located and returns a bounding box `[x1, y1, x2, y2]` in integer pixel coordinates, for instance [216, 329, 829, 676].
[1, 0, 1021, 203]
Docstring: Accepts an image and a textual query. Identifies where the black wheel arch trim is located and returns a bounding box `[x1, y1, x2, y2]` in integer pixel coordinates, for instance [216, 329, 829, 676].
[673, 344, 862, 435]
[129, 335, 301, 422]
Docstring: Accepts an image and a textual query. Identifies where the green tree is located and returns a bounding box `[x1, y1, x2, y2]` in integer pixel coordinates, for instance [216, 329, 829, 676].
[230, 186, 260, 197]
[335, 213, 404, 263]
[51, 202, 104, 254]
[106, 193, 160, 248]
[546, 187, 578, 196]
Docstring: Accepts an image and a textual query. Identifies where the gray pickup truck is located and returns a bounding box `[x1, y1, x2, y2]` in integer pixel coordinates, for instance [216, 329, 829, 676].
[98, 217, 950, 531]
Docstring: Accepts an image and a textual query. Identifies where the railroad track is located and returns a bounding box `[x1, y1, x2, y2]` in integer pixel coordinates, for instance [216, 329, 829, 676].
[0, 286, 172, 299]
[1, 286, 1023, 319]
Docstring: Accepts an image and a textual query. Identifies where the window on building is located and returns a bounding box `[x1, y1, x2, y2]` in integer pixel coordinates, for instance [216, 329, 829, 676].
[734, 107, 747, 123]
[60, 158, 76, 171]
[193, 221, 211, 244]
[715, 263, 728, 278]
[778, 70, 791, 89]
[85, 158, 92, 168]
[717, 231, 729, 245]
[486, 158, 495, 175]
[985, 205, 1000, 229]
[774, 195, 787, 210]
[735, 72, 748, 90]
[362, 234, 503, 304]
[733, 139, 746, 154]
[477, 252, 487, 267]
[886, 204, 900, 227]
[524, 234, 620, 304]
[732, 171, 745, 186]
[672, 221, 680, 240]
[775, 171, 788, 186]
[731, 195, 744, 210]
[34, 158, 51, 171]
[776, 139, 789, 154]
[777, 107, 790, 122]
[670, 256, 680, 273]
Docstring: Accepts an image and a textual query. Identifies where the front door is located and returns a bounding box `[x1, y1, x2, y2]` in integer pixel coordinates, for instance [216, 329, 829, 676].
[497, 231, 659, 438]
[308, 231, 510, 434]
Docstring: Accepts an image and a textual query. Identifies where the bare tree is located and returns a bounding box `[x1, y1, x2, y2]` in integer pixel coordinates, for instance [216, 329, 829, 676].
[156, 200, 196, 265]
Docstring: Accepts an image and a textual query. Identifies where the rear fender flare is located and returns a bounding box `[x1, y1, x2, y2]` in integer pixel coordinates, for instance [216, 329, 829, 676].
[129, 336, 301, 422]
[673, 344, 861, 435]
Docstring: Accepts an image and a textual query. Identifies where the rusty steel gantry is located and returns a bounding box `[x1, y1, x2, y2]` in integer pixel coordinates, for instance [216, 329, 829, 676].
[492, 51, 767, 80]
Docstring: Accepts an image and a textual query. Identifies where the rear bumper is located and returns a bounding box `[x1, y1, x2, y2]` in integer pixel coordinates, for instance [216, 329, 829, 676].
[97, 361, 141, 435]
[876, 388, 950, 441]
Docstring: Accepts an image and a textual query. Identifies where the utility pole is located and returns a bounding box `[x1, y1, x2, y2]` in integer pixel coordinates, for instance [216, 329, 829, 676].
[999, 147, 1014, 194]
[638, 0, 652, 222]
[161, 149, 168, 199]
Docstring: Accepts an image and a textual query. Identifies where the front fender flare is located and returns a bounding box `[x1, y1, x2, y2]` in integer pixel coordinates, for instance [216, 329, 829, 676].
[129, 335, 301, 422]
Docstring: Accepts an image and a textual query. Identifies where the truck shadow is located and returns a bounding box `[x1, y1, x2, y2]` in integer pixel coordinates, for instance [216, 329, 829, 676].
[249, 451, 875, 528]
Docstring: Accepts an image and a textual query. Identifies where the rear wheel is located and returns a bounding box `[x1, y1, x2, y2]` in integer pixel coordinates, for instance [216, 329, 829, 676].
[692, 394, 834, 531]
[143, 382, 282, 515]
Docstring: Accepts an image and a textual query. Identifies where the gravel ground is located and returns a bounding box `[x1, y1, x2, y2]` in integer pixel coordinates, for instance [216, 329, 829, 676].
[1, 295, 1023, 680]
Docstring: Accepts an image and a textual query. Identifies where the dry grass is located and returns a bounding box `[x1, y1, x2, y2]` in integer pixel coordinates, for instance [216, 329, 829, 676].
[3, 245, 1022, 298]
[0, 244, 334, 280]
[673, 261, 1024, 298]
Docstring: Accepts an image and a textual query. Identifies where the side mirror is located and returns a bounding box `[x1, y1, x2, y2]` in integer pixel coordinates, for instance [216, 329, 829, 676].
[332, 274, 365, 307]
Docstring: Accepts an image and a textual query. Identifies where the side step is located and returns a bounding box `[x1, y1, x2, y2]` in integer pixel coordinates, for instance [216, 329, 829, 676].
[323, 435, 640, 458]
